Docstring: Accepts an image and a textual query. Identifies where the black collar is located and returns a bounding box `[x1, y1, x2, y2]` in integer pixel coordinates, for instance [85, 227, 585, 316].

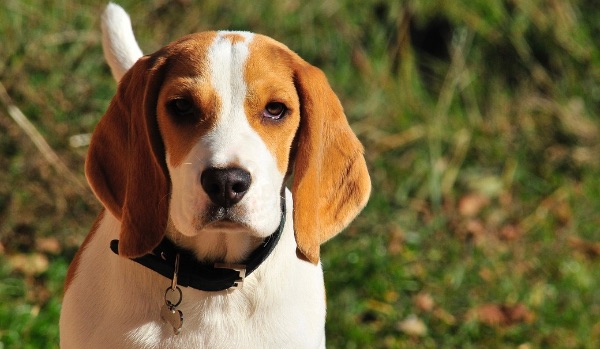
[110, 197, 286, 292]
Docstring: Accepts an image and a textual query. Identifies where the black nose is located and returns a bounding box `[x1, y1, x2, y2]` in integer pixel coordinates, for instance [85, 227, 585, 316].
[200, 167, 252, 208]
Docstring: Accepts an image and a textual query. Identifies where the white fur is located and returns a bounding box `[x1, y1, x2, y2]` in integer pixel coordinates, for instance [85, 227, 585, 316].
[60, 193, 327, 348]
[60, 5, 327, 348]
[101, 3, 143, 81]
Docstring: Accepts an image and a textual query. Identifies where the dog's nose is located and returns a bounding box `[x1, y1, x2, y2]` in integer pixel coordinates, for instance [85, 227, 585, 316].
[200, 167, 252, 208]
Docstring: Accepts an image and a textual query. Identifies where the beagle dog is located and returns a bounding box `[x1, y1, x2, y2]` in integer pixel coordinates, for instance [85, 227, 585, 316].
[60, 3, 370, 348]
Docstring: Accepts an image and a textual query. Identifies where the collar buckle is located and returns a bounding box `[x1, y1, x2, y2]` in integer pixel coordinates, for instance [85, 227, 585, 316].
[214, 263, 247, 289]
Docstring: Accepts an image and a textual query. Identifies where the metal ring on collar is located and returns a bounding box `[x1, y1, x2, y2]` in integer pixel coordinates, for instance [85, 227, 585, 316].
[164, 286, 182, 308]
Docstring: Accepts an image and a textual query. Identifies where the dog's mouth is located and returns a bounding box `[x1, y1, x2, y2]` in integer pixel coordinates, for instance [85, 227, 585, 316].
[201, 205, 250, 231]
[205, 205, 237, 221]
[207, 219, 244, 229]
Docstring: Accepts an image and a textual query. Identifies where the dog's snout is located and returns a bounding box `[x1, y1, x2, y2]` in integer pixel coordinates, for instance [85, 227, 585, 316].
[201, 167, 252, 208]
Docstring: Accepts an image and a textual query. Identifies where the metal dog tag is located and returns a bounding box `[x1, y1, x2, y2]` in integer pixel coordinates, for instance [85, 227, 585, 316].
[160, 303, 183, 335]
[160, 254, 184, 335]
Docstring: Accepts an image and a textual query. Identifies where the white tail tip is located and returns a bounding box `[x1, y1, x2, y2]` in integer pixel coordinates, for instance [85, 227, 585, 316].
[101, 3, 144, 82]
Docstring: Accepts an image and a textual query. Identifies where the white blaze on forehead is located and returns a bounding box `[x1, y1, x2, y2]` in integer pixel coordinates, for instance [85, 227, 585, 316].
[206, 31, 256, 164]
[209, 31, 254, 115]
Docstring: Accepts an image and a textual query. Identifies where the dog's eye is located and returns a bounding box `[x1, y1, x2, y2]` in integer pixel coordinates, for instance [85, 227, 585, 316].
[263, 102, 287, 120]
[168, 98, 195, 117]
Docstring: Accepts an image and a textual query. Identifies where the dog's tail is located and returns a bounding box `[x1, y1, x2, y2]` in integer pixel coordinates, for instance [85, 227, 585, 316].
[101, 3, 143, 82]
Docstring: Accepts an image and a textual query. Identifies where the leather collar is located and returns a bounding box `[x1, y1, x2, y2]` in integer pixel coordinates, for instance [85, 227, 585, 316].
[109, 197, 286, 292]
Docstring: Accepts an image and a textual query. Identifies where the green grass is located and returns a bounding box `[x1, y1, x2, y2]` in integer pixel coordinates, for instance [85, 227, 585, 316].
[1, 0, 600, 347]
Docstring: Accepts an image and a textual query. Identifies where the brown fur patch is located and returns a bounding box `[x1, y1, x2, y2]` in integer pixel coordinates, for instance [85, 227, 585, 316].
[244, 36, 301, 174]
[290, 55, 371, 264]
[156, 32, 219, 168]
[222, 32, 247, 45]
[64, 209, 105, 293]
[86, 50, 170, 258]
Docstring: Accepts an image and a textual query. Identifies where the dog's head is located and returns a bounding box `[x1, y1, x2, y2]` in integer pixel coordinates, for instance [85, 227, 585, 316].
[86, 32, 370, 264]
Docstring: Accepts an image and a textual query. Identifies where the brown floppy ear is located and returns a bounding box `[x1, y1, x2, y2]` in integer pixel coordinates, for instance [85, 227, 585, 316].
[292, 61, 371, 264]
[85, 54, 169, 258]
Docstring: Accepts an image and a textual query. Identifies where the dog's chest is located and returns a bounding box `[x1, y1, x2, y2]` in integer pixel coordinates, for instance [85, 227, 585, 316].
[122, 284, 322, 348]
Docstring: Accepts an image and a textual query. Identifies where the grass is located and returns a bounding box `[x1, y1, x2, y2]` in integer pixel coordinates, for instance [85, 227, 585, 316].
[1, 0, 600, 347]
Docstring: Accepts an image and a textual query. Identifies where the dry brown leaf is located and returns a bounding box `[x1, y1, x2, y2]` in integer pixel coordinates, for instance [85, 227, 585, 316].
[387, 225, 404, 256]
[8, 253, 49, 276]
[468, 303, 534, 327]
[465, 219, 486, 237]
[553, 201, 572, 226]
[506, 304, 535, 324]
[459, 193, 490, 217]
[36, 237, 62, 254]
[478, 267, 494, 282]
[568, 237, 600, 259]
[470, 304, 505, 326]
[499, 224, 522, 241]
[414, 293, 435, 312]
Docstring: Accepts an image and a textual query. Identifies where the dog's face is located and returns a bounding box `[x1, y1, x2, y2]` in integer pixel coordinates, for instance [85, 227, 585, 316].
[159, 32, 300, 241]
[86, 31, 370, 264]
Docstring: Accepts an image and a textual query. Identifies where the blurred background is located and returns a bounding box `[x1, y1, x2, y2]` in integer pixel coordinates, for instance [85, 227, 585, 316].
[1, 0, 600, 347]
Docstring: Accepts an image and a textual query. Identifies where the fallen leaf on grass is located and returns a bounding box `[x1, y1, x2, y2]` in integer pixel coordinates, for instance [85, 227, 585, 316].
[467, 303, 534, 327]
[459, 194, 490, 217]
[553, 201, 572, 226]
[479, 267, 494, 282]
[28, 280, 52, 305]
[398, 314, 427, 336]
[387, 225, 404, 256]
[470, 304, 504, 326]
[465, 219, 485, 240]
[36, 237, 62, 254]
[413, 292, 435, 312]
[499, 224, 522, 241]
[568, 237, 600, 260]
[7, 253, 49, 276]
[453, 218, 486, 244]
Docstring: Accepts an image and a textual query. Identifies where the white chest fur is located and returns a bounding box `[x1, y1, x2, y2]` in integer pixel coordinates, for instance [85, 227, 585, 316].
[60, 193, 327, 349]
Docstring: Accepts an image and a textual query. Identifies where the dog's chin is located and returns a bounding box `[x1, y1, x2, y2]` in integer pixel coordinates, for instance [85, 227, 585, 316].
[169, 202, 282, 239]
[198, 205, 249, 232]
[202, 218, 252, 234]
[171, 209, 255, 237]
